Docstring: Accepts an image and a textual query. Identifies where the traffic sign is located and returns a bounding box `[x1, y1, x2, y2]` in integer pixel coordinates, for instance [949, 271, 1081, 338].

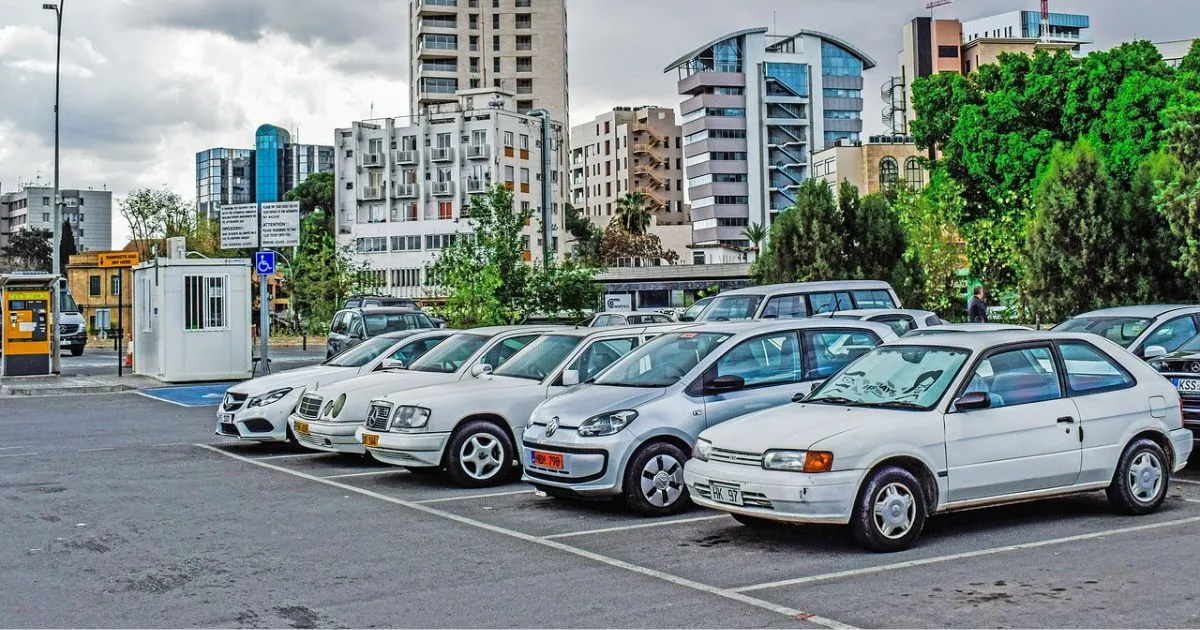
[260, 201, 301, 247]
[255, 251, 277, 276]
[219, 203, 260, 249]
[98, 252, 140, 268]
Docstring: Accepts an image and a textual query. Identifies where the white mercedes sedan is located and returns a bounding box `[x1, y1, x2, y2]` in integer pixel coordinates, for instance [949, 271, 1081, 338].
[685, 331, 1193, 552]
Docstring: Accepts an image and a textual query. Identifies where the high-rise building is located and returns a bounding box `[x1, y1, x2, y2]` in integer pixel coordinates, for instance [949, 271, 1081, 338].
[569, 106, 688, 229]
[0, 186, 112, 252]
[666, 28, 874, 247]
[195, 125, 335, 218]
[196, 148, 254, 219]
[334, 88, 566, 298]
[409, 0, 569, 127]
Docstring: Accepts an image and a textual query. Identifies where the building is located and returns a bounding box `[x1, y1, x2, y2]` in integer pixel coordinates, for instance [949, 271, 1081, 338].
[0, 186, 113, 253]
[1155, 39, 1197, 68]
[195, 125, 334, 218]
[812, 135, 929, 196]
[334, 87, 566, 299]
[665, 27, 875, 247]
[961, 10, 1092, 55]
[65, 250, 135, 335]
[594, 262, 753, 312]
[569, 106, 689, 239]
[409, 0, 569, 127]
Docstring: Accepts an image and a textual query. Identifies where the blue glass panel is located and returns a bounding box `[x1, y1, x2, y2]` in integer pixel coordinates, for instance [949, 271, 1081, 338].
[764, 62, 809, 97]
[821, 41, 864, 77]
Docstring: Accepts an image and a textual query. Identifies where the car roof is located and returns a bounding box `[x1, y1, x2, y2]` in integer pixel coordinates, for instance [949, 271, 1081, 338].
[461, 325, 572, 336]
[1070, 304, 1200, 319]
[913, 323, 1030, 333]
[543, 323, 697, 338]
[820, 308, 934, 318]
[713, 281, 894, 297]
[890, 330, 1102, 351]
[687, 318, 895, 337]
[341, 306, 428, 315]
[379, 329, 457, 340]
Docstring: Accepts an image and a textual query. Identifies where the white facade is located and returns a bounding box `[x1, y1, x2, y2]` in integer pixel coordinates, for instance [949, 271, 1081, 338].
[0, 186, 113, 252]
[961, 10, 1092, 54]
[335, 88, 566, 299]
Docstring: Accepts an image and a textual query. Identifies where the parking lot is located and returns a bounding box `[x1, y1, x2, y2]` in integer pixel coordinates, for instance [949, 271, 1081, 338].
[3, 391, 1200, 628]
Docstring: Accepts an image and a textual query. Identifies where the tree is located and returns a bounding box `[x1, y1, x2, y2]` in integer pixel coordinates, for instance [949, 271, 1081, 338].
[1123, 151, 1193, 302]
[613, 192, 652, 235]
[523, 261, 602, 320]
[838, 180, 908, 281]
[59, 220, 78, 269]
[752, 179, 845, 283]
[563, 203, 603, 265]
[598, 227, 679, 266]
[893, 173, 967, 316]
[284, 171, 335, 235]
[0, 228, 52, 271]
[282, 209, 374, 333]
[741, 222, 767, 254]
[1157, 102, 1200, 278]
[118, 188, 198, 259]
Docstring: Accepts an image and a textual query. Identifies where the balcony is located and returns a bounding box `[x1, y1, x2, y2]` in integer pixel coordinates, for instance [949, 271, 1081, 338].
[430, 147, 455, 162]
[432, 181, 455, 196]
[393, 183, 418, 199]
[465, 177, 488, 193]
[466, 144, 489, 160]
[361, 186, 384, 201]
[362, 153, 383, 168]
[393, 149, 417, 164]
[415, 0, 457, 13]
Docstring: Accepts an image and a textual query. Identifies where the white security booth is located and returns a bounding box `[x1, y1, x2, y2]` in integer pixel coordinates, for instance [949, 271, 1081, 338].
[132, 257, 252, 383]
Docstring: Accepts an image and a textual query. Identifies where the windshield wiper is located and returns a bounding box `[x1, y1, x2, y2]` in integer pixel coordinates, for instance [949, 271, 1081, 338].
[864, 401, 925, 410]
[806, 396, 863, 407]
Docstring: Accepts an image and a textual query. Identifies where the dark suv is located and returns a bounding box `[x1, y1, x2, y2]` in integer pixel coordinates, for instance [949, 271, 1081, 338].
[327, 307, 436, 358]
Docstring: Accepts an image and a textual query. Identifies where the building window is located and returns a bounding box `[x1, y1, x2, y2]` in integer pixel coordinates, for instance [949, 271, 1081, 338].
[519, 134, 529, 150]
[905, 157, 924, 188]
[111, 275, 121, 297]
[938, 45, 960, 58]
[822, 41, 864, 77]
[357, 237, 388, 253]
[516, 56, 533, 72]
[516, 99, 533, 112]
[515, 13, 532, 29]
[516, 34, 532, 51]
[492, 35, 500, 51]
[493, 57, 501, 73]
[89, 275, 101, 297]
[504, 131, 514, 147]
[423, 34, 457, 50]
[183, 275, 227, 331]
[426, 234, 456, 249]
[391, 235, 422, 251]
[515, 0, 530, 6]
[516, 78, 533, 94]
[492, 13, 500, 29]
[423, 77, 458, 94]
[504, 165, 515, 184]
[879, 157, 900, 191]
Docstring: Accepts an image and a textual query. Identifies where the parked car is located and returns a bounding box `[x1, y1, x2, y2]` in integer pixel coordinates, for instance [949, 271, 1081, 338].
[677, 296, 716, 322]
[586, 312, 675, 327]
[1053, 305, 1200, 359]
[216, 329, 453, 444]
[344, 295, 420, 310]
[685, 331, 1193, 552]
[903, 323, 1032, 337]
[358, 324, 689, 486]
[520, 320, 898, 515]
[289, 326, 554, 455]
[815, 308, 946, 336]
[326, 307, 436, 358]
[1147, 332, 1200, 454]
[696, 281, 901, 323]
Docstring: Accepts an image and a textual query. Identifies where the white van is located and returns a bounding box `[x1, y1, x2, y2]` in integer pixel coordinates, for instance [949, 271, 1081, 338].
[696, 281, 901, 323]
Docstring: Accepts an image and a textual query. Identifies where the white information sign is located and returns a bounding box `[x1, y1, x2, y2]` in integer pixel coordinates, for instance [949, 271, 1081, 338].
[219, 204, 260, 249]
[604, 293, 632, 312]
[260, 201, 301, 247]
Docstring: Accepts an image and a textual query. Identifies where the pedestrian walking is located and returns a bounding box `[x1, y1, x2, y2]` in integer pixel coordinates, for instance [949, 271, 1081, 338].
[968, 285, 988, 323]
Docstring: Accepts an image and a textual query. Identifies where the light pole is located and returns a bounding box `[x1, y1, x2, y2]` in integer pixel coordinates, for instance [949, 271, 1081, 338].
[43, 0, 64, 374]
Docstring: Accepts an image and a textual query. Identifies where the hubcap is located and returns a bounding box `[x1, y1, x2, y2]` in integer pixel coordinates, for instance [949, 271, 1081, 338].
[459, 433, 503, 480]
[1127, 451, 1163, 503]
[872, 482, 916, 540]
[640, 454, 683, 507]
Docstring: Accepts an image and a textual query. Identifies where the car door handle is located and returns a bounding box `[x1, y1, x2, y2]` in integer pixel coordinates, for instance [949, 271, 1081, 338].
[1057, 416, 1075, 424]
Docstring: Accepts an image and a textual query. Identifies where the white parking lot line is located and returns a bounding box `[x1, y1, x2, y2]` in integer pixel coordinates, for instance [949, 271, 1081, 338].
[77, 447, 116, 453]
[0, 445, 32, 451]
[253, 452, 338, 461]
[0, 452, 38, 459]
[323, 469, 404, 479]
[1174, 478, 1200, 486]
[195, 444, 854, 630]
[414, 489, 534, 504]
[730, 514, 1200, 594]
[543, 515, 728, 540]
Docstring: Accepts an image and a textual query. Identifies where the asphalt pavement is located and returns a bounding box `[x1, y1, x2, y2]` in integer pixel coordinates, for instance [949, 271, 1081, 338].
[59, 346, 326, 378]
[2, 391, 1199, 628]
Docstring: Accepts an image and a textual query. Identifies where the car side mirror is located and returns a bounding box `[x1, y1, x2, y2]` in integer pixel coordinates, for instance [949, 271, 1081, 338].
[708, 374, 745, 394]
[561, 369, 580, 387]
[954, 391, 992, 411]
[470, 363, 493, 378]
[351, 331, 364, 340]
[380, 359, 405, 370]
[1143, 345, 1167, 360]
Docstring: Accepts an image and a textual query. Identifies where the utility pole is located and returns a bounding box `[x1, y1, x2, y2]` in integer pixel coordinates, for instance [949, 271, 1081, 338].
[43, 1, 64, 374]
[529, 109, 553, 269]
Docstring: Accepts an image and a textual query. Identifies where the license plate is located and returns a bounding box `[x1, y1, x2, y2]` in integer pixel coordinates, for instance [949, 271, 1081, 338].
[295, 421, 309, 435]
[218, 413, 233, 423]
[362, 433, 379, 447]
[710, 481, 743, 506]
[1176, 378, 1200, 393]
[531, 450, 564, 470]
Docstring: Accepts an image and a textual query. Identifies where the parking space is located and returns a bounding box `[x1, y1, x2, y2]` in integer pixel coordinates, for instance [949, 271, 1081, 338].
[137, 383, 234, 407]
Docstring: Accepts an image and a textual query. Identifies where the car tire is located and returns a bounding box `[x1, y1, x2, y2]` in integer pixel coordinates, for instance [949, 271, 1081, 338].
[405, 466, 441, 476]
[850, 466, 927, 553]
[622, 441, 690, 517]
[444, 420, 516, 488]
[1107, 438, 1169, 515]
[70, 345, 84, 357]
[731, 513, 780, 529]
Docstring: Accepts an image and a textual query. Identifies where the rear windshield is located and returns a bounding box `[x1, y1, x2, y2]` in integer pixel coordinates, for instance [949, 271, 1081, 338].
[698, 295, 763, 322]
[363, 312, 434, 336]
[1052, 317, 1152, 348]
[325, 337, 398, 367]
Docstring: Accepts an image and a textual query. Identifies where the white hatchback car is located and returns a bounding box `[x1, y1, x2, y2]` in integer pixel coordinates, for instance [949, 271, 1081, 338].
[685, 331, 1193, 552]
[816, 308, 946, 336]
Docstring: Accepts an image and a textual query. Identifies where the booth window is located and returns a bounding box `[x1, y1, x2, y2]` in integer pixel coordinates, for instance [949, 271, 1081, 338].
[184, 275, 227, 331]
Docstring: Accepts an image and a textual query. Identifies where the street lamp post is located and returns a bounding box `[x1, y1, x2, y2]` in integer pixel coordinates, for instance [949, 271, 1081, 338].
[43, 0, 64, 374]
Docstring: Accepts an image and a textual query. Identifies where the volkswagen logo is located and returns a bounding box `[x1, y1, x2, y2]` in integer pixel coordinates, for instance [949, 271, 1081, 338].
[545, 417, 559, 437]
[1190, 362, 1200, 374]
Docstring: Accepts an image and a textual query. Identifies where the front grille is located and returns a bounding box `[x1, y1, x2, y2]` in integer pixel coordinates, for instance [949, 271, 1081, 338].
[1165, 361, 1200, 375]
[365, 402, 394, 431]
[297, 432, 329, 448]
[710, 447, 763, 467]
[222, 392, 248, 412]
[59, 324, 80, 335]
[297, 394, 324, 420]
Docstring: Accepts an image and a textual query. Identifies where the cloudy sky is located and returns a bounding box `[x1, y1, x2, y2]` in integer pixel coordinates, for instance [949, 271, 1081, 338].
[1, 0, 1196, 247]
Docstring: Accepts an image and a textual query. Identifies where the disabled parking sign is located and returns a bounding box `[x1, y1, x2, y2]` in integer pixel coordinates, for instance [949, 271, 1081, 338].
[255, 251, 276, 276]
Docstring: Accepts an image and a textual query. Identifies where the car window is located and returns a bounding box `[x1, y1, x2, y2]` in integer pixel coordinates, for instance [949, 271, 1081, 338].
[596, 332, 732, 388]
[810, 345, 970, 410]
[481, 334, 539, 368]
[388, 336, 444, 366]
[802, 330, 882, 380]
[961, 346, 1062, 408]
[324, 337, 395, 367]
[592, 315, 612, 327]
[713, 332, 801, 388]
[566, 337, 638, 382]
[1142, 316, 1199, 354]
[1052, 316, 1151, 348]
[652, 315, 670, 323]
[680, 298, 712, 322]
[1058, 341, 1135, 394]
[760, 294, 807, 319]
[699, 295, 763, 321]
[348, 315, 365, 337]
[330, 312, 350, 335]
[852, 290, 896, 309]
[363, 312, 434, 336]
[344, 299, 361, 309]
[924, 315, 944, 327]
[808, 292, 854, 315]
[874, 315, 916, 336]
[409, 333, 490, 373]
[493, 335, 584, 381]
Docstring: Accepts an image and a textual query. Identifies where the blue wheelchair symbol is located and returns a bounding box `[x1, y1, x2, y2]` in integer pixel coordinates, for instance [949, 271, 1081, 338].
[255, 251, 276, 275]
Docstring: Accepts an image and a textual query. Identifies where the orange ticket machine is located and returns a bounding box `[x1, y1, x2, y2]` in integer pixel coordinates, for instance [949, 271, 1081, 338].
[1, 275, 57, 377]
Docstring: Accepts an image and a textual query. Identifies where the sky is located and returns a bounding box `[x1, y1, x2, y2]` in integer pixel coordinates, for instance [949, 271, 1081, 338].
[1, 0, 1196, 248]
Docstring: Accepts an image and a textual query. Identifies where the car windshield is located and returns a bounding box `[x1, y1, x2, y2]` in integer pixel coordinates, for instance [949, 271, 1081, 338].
[680, 298, 712, 321]
[59, 291, 80, 313]
[492, 335, 583, 381]
[1176, 332, 1200, 354]
[698, 295, 763, 321]
[1052, 316, 1152, 348]
[595, 332, 732, 388]
[363, 312, 434, 336]
[808, 345, 971, 410]
[408, 333, 489, 373]
[324, 336, 399, 367]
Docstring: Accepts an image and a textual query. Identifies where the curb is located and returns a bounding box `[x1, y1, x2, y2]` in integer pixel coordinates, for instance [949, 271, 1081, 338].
[1, 384, 137, 397]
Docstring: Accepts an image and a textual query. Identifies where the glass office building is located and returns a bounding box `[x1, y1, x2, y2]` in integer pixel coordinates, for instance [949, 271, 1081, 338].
[255, 124, 291, 204]
[196, 148, 254, 218]
[195, 124, 334, 216]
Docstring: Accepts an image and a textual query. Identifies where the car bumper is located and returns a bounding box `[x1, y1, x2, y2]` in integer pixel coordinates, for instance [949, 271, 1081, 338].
[683, 458, 860, 525]
[291, 416, 365, 454]
[60, 331, 87, 347]
[215, 400, 295, 443]
[1170, 427, 1195, 469]
[356, 427, 450, 467]
[518, 427, 633, 497]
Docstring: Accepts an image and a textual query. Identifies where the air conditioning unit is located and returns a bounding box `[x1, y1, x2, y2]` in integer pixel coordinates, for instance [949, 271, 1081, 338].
[166, 236, 186, 260]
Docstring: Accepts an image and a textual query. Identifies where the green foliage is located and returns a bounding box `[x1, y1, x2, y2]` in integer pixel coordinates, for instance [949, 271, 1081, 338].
[740, 222, 767, 252]
[892, 173, 966, 315]
[118, 188, 196, 260]
[0, 228, 52, 271]
[598, 227, 679, 265]
[1157, 103, 1200, 278]
[59, 220, 77, 269]
[523, 261, 603, 320]
[613, 192, 652, 235]
[283, 209, 373, 333]
[284, 171, 335, 235]
[1180, 39, 1200, 74]
[563, 202, 602, 264]
[753, 179, 844, 284]
[440, 263, 510, 329]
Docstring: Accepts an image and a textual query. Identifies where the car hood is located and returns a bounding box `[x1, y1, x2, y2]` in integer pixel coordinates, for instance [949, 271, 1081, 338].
[313, 370, 456, 397]
[700, 403, 912, 454]
[534, 385, 668, 427]
[389, 375, 536, 406]
[228, 365, 350, 395]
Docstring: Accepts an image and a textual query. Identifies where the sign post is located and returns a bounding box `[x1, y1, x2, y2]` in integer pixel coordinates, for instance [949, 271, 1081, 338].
[99, 252, 139, 376]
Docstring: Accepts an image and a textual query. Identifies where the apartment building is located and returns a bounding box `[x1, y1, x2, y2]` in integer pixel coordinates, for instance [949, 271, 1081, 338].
[666, 28, 874, 247]
[409, 0, 569, 127]
[334, 88, 566, 299]
[196, 125, 334, 219]
[569, 107, 688, 229]
[0, 186, 112, 252]
[811, 136, 929, 196]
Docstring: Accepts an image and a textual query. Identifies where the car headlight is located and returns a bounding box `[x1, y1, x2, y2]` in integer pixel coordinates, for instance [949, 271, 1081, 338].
[577, 410, 638, 437]
[247, 388, 292, 408]
[331, 394, 348, 418]
[322, 400, 335, 418]
[761, 450, 834, 473]
[390, 406, 431, 430]
[693, 438, 712, 461]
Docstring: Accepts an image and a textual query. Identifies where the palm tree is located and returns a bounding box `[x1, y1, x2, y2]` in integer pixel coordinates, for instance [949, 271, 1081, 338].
[613, 192, 652, 235]
[742, 222, 767, 254]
